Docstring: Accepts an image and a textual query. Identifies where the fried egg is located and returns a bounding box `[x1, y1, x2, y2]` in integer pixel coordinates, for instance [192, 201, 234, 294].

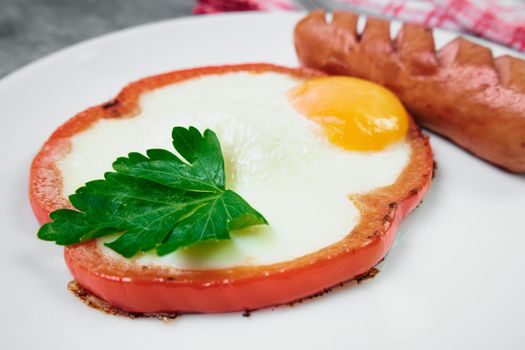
[58, 71, 410, 269]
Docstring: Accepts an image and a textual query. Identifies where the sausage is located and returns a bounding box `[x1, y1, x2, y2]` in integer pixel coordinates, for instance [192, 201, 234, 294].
[294, 10, 525, 173]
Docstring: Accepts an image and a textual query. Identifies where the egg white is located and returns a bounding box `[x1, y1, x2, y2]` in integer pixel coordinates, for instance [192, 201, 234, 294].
[58, 72, 410, 269]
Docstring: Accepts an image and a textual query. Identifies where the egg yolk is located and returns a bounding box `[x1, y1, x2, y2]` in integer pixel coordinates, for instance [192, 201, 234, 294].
[288, 76, 409, 151]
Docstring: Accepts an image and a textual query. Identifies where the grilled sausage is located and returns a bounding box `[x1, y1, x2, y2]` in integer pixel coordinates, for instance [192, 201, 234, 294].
[294, 10, 525, 173]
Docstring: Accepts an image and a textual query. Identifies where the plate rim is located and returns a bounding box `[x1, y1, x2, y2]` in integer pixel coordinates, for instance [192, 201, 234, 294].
[1, 10, 523, 88]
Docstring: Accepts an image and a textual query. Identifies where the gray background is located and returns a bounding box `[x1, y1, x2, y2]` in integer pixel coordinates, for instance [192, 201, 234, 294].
[0, 0, 195, 78]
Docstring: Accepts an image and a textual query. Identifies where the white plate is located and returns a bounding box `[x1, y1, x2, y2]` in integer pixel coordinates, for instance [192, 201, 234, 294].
[1, 12, 524, 350]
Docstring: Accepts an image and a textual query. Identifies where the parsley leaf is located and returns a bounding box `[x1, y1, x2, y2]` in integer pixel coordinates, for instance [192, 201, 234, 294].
[38, 126, 268, 258]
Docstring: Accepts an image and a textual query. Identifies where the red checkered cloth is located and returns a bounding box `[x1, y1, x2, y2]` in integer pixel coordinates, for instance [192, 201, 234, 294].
[193, 0, 525, 52]
[194, 0, 294, 13]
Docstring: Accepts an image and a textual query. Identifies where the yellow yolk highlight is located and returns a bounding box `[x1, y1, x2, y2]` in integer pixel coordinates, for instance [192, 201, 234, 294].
[288, 76, 409, 151]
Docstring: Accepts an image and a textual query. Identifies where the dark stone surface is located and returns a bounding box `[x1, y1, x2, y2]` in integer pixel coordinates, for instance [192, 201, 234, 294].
[0, 0, 195, 78]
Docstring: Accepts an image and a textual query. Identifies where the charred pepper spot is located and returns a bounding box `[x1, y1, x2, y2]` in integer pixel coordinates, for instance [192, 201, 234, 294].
[102, 99, 119, 109]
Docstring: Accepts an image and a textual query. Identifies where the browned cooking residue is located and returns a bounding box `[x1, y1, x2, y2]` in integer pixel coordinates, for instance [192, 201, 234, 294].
[67, 281, 179, 321]
[285, 266, 381, 307]
[355, 267, 380, 284]
[67, 265, 381, 320]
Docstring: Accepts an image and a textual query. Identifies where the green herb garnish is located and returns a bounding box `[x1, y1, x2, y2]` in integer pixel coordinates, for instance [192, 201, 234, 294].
[38, 126, 268, 258]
